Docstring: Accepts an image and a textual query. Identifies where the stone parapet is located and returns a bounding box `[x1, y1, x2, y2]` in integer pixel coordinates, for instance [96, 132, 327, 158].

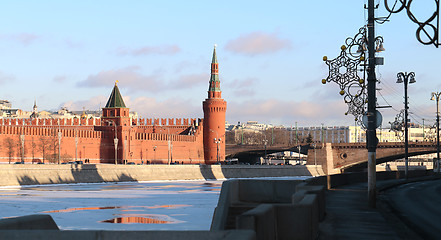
[0, 164, 324, 186]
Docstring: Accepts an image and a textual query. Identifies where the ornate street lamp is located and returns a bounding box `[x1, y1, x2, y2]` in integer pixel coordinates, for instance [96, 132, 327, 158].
[397, 72, 416, 179]
[431, 92, 440, 172]
[322, 21, 385, 207]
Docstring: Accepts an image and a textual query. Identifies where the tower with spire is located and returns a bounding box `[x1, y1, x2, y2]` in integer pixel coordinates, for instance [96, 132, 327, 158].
[30, 98, 39, 119]
[102, 81, 131, 127]
[203, 45, 227, 164]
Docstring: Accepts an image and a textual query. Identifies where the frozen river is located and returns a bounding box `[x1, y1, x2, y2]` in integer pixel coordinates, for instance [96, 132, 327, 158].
[0, 180, 223, 230]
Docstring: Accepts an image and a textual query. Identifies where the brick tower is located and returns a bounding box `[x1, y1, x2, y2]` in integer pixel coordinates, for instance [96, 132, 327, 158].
[203, 45, 227, 164]
[102, 81, 131, 164]
[102, 81, 131, 127]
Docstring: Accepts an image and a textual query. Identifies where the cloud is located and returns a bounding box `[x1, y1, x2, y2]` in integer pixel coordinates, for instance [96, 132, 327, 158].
[0, 71, 15, 83]
[53, 75, 67, 83]
[227, 77, 259, 97]
[225, 31, 291, 56]
[77, 66, 165, 92]
[7, 33, 39, 45]
[64, 39, 83, 48]
[117, 45, 181, 56]
[174, 73, 207, 89]
[60, 95, 108, 112]
[78, 66, 207, 93]
[60, 95, 203, 119]
[125, 96, 202, 118]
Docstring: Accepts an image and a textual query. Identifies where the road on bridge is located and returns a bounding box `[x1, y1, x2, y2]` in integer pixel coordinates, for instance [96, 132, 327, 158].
[381, 179, 441, 240]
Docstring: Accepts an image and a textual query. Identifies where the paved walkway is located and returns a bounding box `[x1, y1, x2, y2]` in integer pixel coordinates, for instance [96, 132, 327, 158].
[319, 180, 424, 240]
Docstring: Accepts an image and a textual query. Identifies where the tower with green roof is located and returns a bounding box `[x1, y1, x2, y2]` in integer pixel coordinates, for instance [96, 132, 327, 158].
[203, 45, 227, 164]
[102, 81, 131, 127]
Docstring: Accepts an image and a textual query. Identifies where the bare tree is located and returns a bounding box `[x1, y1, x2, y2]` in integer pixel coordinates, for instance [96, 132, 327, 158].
[306, 133, 313, 144]
[61, 153, 72, 163]
[48, 135, 58, 164]
[4, 137, 15, 164]
[38, 137, 51, 164]
[31, 138, 36, 163]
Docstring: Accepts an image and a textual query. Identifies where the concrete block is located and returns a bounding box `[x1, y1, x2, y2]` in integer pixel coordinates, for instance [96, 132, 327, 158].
[292, 189, 308, 204]
[238, 180, 275, 203]
[275, 204, 309, 240]
[236, 204, 276, 240]
[0, 214, 59, 230]
[238, 180, 303, 203]
[211, 180, 240, 230]
[294, 194, 319, 239]
[278, 194, 319, 240]
[295, 184, 326, 221]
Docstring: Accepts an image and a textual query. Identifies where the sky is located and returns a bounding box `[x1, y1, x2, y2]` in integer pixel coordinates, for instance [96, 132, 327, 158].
[0, 0, 440, 128]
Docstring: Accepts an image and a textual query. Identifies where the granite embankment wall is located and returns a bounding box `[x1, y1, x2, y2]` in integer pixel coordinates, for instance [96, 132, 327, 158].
[0, 164, 325, 186]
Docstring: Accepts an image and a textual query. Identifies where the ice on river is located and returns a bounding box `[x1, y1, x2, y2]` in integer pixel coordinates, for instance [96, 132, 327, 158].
[0, 180, 223, 230]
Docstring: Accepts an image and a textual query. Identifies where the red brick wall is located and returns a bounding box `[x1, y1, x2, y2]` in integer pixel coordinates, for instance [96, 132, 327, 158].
[0, 119, 205, 164]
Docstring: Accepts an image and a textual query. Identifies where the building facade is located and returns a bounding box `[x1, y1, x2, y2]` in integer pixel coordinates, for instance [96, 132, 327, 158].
[0, 47, 226, 165]
[297, 125, 437, 144]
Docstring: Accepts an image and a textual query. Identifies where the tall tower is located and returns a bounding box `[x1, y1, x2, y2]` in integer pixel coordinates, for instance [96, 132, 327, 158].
[102, 82, 132, 164]
[102, 81, 131, 127]
[30, 98, 39, 119]
[203, 45, 227, 164]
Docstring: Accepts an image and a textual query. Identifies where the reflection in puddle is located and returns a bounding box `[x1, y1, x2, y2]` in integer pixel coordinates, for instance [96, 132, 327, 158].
[43, 206, 122, 213]
[102, 216, 171, 224]
[43, 204, 191, 213]
[101, 214, 183, 224]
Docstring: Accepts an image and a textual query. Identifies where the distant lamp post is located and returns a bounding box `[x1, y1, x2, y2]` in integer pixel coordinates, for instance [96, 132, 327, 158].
[431, 91, 440, 173]
[397, 71, 416, 179]
[214, 137, 221, 163]
[210, 129, 222, 163]
[263, 138, 268, 165]
[20, 134, 25, 163]
[50, 116, 61, 164]
[105, 120, 118, 165]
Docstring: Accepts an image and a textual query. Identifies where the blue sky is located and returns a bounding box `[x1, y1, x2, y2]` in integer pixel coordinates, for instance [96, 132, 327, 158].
[0, 1, 440, 127]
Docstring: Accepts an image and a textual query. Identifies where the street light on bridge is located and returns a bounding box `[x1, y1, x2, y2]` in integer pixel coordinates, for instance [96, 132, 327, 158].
[431, 92, 440, 173]
[263, 137, 268, 165]
[397, 71, 416, 180]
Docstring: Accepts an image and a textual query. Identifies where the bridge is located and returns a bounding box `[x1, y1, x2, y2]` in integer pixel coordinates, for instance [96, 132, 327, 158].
[306, 142, 439, 174]
[226, 142, 439, 174]
[225, 144, 308, 163]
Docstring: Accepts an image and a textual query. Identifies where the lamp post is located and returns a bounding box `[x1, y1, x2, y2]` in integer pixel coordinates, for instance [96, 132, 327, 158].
[214, 137, 221, 164]
[397, 71, 416, 179]
[431, 92, 440, 173]
[50, 116, 61, 164]
[263, 138, 268, 165]
[210, 129, 222, 163]
[153, 146, 157, 163]
[321, 123, 325, 144]
[105, 120, 118, 165]
[20, 134, 25, 163]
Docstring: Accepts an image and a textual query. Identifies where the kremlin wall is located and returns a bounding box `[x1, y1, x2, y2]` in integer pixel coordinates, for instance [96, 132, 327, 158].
[0, 47, 226, 165]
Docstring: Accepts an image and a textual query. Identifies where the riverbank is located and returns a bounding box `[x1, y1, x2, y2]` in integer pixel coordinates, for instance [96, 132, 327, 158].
[0, 164, 325, 186]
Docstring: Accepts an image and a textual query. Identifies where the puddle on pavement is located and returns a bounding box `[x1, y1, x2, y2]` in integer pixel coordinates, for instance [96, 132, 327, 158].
[43, 204, 191, 213]
[100, 214, 183, 224]
[101, 216, 171, 224]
